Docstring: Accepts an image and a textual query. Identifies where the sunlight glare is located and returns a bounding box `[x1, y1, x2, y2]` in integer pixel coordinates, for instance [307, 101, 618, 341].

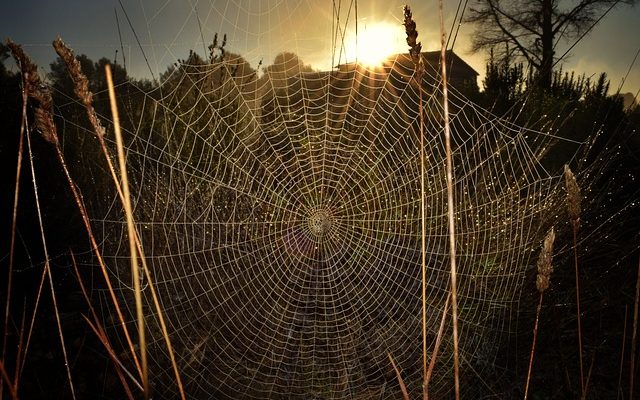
[346, 21, 404, 68]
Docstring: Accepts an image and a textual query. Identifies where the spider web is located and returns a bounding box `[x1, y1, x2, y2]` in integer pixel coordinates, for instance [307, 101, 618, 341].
[82, 1, 570, 398]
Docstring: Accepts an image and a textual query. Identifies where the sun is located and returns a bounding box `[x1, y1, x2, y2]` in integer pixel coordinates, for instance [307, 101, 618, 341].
[346, 21, 404, 68]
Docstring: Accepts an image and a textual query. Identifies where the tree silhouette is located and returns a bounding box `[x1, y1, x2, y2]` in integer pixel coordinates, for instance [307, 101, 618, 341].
[466, 0, 637, 89]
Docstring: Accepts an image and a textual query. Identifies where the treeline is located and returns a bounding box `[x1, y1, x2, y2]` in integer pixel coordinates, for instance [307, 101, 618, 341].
[478, 52, 639, 158]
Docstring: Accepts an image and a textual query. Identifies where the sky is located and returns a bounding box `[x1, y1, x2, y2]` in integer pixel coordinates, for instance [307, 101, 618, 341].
[2, 0, 639, 96]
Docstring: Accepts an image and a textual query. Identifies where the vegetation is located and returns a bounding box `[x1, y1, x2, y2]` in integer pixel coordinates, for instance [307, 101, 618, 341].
[466, 0, 638, 88]
[0, 31, 639, 399]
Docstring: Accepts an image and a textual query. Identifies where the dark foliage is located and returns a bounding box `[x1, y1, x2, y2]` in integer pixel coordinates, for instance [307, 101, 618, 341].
[479, 56, 640, 399]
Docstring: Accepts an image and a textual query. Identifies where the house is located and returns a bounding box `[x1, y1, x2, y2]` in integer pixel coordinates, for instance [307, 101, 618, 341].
[257, 50, 479, 134]
[337, 50, 479, 94]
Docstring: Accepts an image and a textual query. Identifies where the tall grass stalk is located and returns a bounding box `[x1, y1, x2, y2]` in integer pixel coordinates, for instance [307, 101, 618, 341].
[52, 38, 185, 398]
[15, 43, 146, 390]
[9, 39, 146, 388]
[20, 259, 48, 382]
[524, 227, 555, 400]
[1, 68, 27, 400]
[438, 1, 461, 397]
[101, 64, 186, 399]
[564, 165, 583, 395]
[105, 64, 149, 398]
[24, 105, 77, 400]
[7, 42, 78, 398]
[6, 44, 53, 387]
[1, 70, 26, 389]
[403, 5, 427, 398]
[630, 256, 640, 399]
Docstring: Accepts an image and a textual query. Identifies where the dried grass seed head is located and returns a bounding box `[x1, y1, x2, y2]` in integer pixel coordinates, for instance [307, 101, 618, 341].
[6, 39, 58, 145]
[403, 5, 423, 67]
[564, 165, 581, 224]
[53, 37, 92, 106]
[52, 37, 106, 138]
[536, 227, 556, 293]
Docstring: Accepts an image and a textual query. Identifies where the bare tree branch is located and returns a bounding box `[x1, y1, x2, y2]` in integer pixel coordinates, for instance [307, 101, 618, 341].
[466, 0, 636, 88]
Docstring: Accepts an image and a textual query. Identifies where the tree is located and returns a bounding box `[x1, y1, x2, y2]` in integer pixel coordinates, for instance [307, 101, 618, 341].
[466, 0, 636, 89]
[263, 52, 314, 76]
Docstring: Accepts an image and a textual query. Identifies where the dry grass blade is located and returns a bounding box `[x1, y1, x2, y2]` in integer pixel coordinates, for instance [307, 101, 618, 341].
[564, 164, 584, 395]
[107, 65, 186, 400]
[105, 64, 149, 399]
[387, 352, 410, 400]
[81, 315, 138, 399]
[437, 1, 461, 398]
[18, 247, 47, 380]
[525, 227, 555, 400]
[70, 252, 137, 399]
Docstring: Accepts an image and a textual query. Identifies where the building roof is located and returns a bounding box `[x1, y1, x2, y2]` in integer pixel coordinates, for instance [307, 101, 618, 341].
[337, 50, 478, 82]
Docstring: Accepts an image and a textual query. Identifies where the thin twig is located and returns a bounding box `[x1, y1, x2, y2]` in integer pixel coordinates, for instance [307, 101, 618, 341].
[105, 64, 149, 399]
[438, 1, 461, 398]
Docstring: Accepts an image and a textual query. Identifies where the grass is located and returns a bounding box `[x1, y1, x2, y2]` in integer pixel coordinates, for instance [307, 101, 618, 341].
[631, 257, 640, 399]
[105, 63, 149, 398]
[564, 165, 584, 397]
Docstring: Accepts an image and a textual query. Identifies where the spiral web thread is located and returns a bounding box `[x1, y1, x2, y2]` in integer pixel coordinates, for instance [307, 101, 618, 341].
[79, 1, 571, 398]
